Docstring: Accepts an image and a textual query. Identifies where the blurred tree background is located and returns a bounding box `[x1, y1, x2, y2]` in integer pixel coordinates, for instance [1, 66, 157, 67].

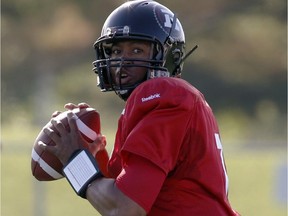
[2, 0, 286, 142]
[1, 0, 287, 216]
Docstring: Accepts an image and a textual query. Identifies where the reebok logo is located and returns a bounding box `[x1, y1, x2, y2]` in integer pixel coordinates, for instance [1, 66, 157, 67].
[141, 93, 161, 102]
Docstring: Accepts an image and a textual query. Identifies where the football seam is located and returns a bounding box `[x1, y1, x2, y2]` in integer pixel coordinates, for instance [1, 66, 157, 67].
[76, 118, 98, 141]
[31, 148, 63, 179]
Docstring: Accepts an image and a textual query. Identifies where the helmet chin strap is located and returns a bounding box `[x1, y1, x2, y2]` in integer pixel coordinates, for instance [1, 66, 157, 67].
[148, 70, 170, 78]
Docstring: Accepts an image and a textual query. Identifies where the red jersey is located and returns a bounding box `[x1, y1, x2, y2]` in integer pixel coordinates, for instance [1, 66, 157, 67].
[107, 77, 239, 215]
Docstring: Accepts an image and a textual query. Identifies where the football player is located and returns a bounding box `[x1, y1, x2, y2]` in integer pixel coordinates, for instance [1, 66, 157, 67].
[40, 0, 240, 215]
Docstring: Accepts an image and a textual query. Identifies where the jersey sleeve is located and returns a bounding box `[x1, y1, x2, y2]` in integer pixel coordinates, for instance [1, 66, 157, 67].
[120, 78, 197, 174]
[115, 154, 166, 213]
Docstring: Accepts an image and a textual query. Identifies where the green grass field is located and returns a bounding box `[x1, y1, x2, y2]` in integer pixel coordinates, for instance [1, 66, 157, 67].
[1, 122, 287, 216]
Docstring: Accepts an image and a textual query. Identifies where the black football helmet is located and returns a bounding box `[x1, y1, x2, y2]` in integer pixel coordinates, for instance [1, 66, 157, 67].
[93, 0, 187, 100]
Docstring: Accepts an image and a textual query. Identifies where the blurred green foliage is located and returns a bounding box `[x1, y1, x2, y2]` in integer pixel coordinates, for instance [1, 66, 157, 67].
[2, 0, 286, 144]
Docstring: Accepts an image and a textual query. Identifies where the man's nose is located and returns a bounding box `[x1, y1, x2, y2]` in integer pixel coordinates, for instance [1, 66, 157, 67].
[121, 50, 131, 58]
[121, 51, 133, 64]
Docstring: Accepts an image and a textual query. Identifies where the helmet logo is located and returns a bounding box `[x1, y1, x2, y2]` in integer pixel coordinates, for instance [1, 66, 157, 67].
[161, 9, 180, 31]
[154, 6, 181, 35]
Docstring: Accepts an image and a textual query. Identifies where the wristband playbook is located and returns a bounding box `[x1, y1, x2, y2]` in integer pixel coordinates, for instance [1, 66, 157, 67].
[63, 149, 103, 198]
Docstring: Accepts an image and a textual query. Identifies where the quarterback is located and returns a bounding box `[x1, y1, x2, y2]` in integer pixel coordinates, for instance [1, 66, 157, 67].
[40, 0, 240, 215]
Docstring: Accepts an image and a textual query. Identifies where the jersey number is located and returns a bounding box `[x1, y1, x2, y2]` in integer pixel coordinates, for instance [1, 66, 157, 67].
[214, 133, 229, 195]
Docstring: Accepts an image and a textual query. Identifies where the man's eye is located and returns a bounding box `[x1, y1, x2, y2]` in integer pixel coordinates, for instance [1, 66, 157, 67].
[112, 49, 121, 55]
[133, 48, 143, 54]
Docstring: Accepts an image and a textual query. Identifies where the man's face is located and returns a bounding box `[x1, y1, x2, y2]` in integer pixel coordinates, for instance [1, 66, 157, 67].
[110, 40, 152, 87]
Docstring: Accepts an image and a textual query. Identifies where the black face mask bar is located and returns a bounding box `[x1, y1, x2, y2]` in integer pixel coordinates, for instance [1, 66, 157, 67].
[93, 57, 167, 90]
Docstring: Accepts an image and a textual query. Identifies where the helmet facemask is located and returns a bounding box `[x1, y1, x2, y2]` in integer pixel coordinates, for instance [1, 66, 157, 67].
[93, 38, 171, 100]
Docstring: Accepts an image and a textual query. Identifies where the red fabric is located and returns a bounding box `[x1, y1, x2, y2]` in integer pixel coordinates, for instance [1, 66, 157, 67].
[108, 77, 240, 215]
[115, 155, 166, 212]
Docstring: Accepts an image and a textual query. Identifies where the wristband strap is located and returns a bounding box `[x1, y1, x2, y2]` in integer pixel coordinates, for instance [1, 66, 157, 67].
[63, 149, 103, 198]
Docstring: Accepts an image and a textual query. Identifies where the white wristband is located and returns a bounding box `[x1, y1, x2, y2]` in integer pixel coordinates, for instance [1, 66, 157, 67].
[63, 149, 103, 198]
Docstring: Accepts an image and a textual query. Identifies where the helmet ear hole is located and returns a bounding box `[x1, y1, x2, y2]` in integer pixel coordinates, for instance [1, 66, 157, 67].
[172, 49, 183, 75]
[172, 49, 182, 65]
[164, 46, 185, 76]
